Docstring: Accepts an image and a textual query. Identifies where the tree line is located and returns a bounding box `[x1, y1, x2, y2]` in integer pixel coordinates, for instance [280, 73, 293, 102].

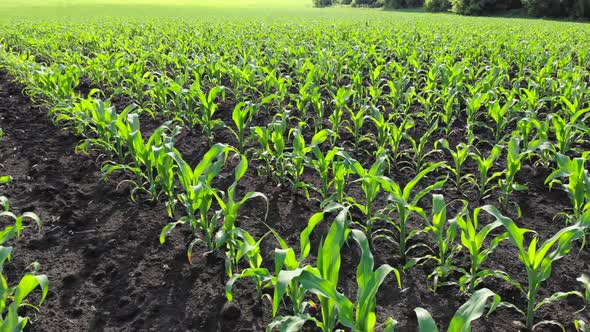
[313, 0, 590, 19]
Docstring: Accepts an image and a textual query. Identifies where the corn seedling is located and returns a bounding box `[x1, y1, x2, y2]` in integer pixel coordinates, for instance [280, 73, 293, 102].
[545, 153, 590, 222]
[455, 206, 508, 293]
[348, 154, 389, 246]
[405, 195, 464, 291]
[287, 127, 309, 194]
[270, 206, 354, 331]
[402, 122, 440, 172]
[578, 274, 589, 308]
[270, 207, 401, 331]
[102, 115, 180, 202]
[226, 210, 327, 315]
[483, 205, 586, 330]
[254, 113, 290, 185]
[469, 144, 503, 199]
[345, 105, 370, 148]
[329, 86, 352, 144]
[548, 113, 585, 156]
[388, 116, 414, 165]
[487, 98, 515, 142]
[229, 101, 256, 153]
[306, 129, 339, 200]
[0, 175, 11, 185]
[194, 80, 226, 145]
[0, 197, 47, 332]
[498, 137, 528, 212]
[415, 288, 500, 332]
[379, 162, 447, 261]
[437, 139, 473, 189]
[214, 155, 269, 273]
[370, 108, 390, 152]
[160, 143, 233, 254]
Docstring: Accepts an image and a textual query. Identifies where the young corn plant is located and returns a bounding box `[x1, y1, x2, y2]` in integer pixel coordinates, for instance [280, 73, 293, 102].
[229, 101, 257, 154]
[347, 154, 389, 247]
[221, 227, 268, 294]
[214, 155, 269, 275]
[270, 207, 401, 332]
[305, 130, 339, 200]
[498, 137, 528, 213]
[0, 197, 48, 332]
[226, 210, 329, 316]
[388, 116, 414, 165]
[545, 153, 590, 222]
[455, 206, 508, 294]
[102, 114, 180, 203]
[329, 86, 352, 144]
[287, 127, 309, 194]
[346, 105, 370, 148]
[270, 208, 339, 318]
[348, 229, 401, 332]
[402, 122, 441, 172]
[464, 92, 488, 142]
[487, 98, 515, 142]
[559, 96, 590, 125]
[310, 85, 325, 133]
[254, 113, 291, 186]
[370, 109, 390, 153]
[437, 139, 473, 189]
[0, 175, 11, 185]
[483, 205, 586, 330]
[405, 194, 464, 291]
[548, 113, 586, 156]
[379, 162, 447, 261]
[415, 288, 501, 332]
[469, 144, 503, 199]
[0, 197, 42, 239]
[63, 100, 134, 162]
[516, 112, 541, 153]
[440, 90, 458, 135]
[270, 206, 354, 331]
[152, 137, 180, 217]
[194, 81, 226, 145]
[330, 159, 351, 205]
[160, 144, 233, 255]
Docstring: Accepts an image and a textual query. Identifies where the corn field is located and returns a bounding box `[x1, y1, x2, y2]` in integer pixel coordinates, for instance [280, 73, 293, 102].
[0, 11, 589, 332]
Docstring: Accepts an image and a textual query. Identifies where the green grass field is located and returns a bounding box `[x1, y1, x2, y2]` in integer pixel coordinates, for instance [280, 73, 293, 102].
[0, 0, 354, 18]
[2, 0, 588, 25]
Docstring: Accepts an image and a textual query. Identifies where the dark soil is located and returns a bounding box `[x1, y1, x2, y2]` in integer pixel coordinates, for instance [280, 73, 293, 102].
[0, 71, 589, 332]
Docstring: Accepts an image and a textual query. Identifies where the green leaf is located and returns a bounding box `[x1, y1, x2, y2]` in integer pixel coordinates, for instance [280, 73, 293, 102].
[159, 219, 186, 244]
[235, 155, 248, 181]
[311, 129, 330, 147]
[273, 268, 306, 317]
[0, 246, 13, 272]
[300, 212, 324, 261]
[448, 288, 500, 332]
[14, 274, 49, 307]
[267, 314, 312, 332]
[415, 308, 440, 332]
[0, 175, 12, 184]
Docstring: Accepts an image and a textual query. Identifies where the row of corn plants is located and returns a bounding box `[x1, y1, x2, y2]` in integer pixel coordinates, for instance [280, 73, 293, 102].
[0, 133, 48, 331]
